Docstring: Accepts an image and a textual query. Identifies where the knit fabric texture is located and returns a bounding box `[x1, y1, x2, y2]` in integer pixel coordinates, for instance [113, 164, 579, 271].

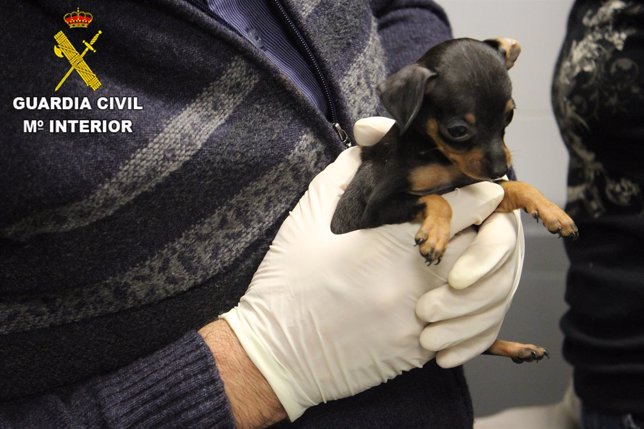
[0, 332, 234, 428]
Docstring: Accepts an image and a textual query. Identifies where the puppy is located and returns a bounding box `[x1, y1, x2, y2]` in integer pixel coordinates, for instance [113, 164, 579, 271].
[331, 37, 578, 363]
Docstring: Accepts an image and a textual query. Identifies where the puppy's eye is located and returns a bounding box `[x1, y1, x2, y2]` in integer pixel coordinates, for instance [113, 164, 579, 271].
[449, 124, 469, 138]
[442, 119, 472, 142]
[506, 109, 515, 125]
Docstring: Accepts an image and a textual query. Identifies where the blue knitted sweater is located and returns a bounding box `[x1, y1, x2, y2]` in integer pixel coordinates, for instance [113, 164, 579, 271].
[0, 1, 472, 427]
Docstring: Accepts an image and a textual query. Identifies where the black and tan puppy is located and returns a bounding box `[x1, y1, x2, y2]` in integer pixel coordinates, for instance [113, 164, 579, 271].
[331, 37, 578, 363]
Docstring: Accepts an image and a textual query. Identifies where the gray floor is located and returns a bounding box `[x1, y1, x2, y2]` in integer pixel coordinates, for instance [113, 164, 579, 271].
[465, 213, 573, 417]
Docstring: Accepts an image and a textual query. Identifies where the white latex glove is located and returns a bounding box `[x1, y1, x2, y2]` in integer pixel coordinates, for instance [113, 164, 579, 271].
[221, 136, 520, 420]
[355, 116, 525, 368]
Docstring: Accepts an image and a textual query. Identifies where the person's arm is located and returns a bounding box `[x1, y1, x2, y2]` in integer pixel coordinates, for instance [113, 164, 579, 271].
[199, 320, 286, 429]
[0, 331, 236, 428]
[371, 0, 452, 73]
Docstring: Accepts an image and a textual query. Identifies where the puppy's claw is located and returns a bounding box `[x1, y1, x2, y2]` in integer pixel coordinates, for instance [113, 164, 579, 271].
[568, 227, 579, 240]
[421, 250, 443, 266]
[423, 254, 441, 265]
[426, 256, 441, 265]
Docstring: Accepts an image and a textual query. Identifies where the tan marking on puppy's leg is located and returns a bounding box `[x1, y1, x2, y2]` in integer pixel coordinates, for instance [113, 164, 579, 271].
[497, 181, 579, 238]
[408, 164, 462, 194]
[485, 339, 549, 364]
[414, 194, 452, 264]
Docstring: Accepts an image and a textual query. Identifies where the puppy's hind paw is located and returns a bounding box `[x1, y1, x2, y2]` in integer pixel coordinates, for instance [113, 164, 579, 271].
[511, 346, 549, 364]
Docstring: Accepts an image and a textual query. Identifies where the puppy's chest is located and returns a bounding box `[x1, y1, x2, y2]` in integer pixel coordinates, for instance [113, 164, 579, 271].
[407, 163, 466, 195]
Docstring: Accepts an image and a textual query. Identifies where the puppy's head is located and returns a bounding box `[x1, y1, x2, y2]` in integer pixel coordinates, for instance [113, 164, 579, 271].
[378, 37, 521, 180]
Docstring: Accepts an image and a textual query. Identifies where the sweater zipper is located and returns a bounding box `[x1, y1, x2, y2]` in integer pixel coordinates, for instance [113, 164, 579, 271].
[269, 0, 353, 148]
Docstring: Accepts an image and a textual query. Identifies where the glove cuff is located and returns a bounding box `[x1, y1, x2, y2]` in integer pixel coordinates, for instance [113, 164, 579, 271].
[219, 307, 314, 421]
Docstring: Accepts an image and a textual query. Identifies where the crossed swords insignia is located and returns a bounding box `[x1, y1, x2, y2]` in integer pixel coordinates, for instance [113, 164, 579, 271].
[53, 30, 102, 92]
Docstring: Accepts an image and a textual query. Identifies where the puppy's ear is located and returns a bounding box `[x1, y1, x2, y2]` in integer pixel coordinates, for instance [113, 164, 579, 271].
[484, 38, 521, 69]
[377, 64, 435, 134]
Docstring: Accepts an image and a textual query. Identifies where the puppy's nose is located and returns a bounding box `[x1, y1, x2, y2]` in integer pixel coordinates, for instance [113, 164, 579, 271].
[489, 163, 508, 180]
[485, 146, 509, 179]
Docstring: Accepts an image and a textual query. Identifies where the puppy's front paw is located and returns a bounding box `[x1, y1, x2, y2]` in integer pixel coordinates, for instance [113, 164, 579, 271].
[498, 181, 579, 239]
[415, 195, 452, 265]
[415, 220, 450, 265]
[529, 201, 579, 239]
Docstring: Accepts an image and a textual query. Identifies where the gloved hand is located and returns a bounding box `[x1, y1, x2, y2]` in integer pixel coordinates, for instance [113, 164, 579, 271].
[355, 116, 525, 368]
[221, 118, 524, 420]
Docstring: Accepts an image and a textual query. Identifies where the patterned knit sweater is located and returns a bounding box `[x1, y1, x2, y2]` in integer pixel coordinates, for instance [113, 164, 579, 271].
[0, 1, 472, 427]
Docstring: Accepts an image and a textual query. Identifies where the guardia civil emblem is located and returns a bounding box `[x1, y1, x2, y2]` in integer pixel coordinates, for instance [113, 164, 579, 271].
[53, 7, 102, 92]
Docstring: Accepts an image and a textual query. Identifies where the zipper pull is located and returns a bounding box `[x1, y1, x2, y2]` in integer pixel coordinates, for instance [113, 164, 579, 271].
[333, 123, 353, 148]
